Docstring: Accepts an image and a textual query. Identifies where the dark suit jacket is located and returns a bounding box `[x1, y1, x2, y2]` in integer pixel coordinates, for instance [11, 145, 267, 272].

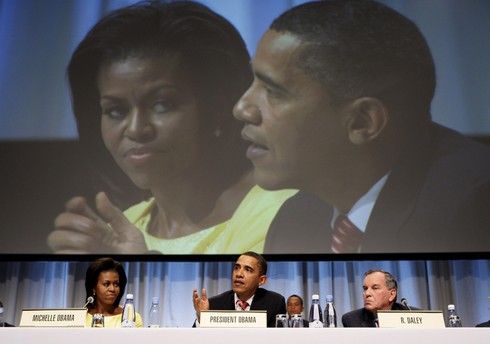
[264, 124, 490, 254]
[206, 288, 286, 327]
[342, 302, 407, 327]
[476, 320, 490, 327]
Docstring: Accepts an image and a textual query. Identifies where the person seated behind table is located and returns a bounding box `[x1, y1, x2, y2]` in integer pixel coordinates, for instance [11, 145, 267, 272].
[286, 294, 309, 327]
[84, 257, 143, 327]
[342, 269, 409, 327]
[47, 1, 296, 255]
[192, 251, 286, 327]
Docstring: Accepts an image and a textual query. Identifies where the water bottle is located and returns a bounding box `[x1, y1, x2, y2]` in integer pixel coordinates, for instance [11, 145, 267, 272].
[308, 294, 323, 328]
[148, 296, 161, 328]
[0, 300, 5, 327]
[447, 304, 462, 327]
[323, 294, 337, 328]
[121, 294, 136, 328]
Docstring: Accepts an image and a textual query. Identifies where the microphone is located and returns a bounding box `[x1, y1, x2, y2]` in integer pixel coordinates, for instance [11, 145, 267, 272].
[83, 296, 95, 308]
[400, 298, 411, 311]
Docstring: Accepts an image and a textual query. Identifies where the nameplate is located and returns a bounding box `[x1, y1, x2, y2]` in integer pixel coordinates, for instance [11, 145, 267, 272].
[377, 310, 445, 328]
[20, 308, 87, 327]
[200, 310, 267, 328]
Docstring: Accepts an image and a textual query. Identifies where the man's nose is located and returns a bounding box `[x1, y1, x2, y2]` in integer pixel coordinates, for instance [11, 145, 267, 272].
[233, 87, 262, 125]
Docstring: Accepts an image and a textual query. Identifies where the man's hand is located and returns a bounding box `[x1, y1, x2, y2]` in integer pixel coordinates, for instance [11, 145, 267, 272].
[192, 288, 209, 320]
[47, 192, 148, 254]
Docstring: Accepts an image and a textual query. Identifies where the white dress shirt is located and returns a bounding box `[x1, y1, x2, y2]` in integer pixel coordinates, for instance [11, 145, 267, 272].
[331, 174, 389, 233]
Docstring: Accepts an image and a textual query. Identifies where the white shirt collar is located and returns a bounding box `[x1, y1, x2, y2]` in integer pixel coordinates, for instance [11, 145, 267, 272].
[234, 293, 254, 311]
[331, 174, 389, 233]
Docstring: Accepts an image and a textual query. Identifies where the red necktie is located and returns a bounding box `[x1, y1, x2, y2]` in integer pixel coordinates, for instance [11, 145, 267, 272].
[331, 214, 363, 253]
[237, 300, 249, 311]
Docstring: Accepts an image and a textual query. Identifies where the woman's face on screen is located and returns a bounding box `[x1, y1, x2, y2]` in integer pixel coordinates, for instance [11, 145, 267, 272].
[98, 55, 202, 190]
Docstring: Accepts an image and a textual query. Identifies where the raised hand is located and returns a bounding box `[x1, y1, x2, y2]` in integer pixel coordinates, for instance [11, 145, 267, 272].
[47, 192, 148, 254]
[192, 288, 210, 320]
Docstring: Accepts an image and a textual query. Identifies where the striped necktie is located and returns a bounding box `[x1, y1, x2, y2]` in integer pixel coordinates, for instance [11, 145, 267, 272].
[237, 300, 249, 311]
[331, 214, 363, 253]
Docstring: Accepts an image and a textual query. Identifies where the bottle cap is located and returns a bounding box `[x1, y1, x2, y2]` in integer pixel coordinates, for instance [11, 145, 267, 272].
[152, 296, 159, 304]
[312, 294, 320, 300]
[447, 304, 455, 310]
[126, 294, 134, 300]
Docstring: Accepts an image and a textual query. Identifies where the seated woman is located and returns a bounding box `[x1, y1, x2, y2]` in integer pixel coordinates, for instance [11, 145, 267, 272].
[85, 257, 143, 327]
[47, 2, 296, 254]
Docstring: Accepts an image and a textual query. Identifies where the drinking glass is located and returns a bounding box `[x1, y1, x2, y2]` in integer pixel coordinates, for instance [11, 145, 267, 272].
[275, 314, 288, 328]
[291, 314, 304, 328]
[91, 313, 104, 328]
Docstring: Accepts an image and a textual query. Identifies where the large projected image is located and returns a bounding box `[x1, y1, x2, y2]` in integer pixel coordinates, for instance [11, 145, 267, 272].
[1, 0, 489, 256]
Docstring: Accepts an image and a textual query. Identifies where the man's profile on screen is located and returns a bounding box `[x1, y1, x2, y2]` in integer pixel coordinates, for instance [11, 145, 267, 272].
[233, 0, 490, 254]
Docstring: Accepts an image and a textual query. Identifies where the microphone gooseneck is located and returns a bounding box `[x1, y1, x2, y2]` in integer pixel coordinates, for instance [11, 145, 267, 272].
[83, 296, 95, 308]
[400, 298, 411, 311]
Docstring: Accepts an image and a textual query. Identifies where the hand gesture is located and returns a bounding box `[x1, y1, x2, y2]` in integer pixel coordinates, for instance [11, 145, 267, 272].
[192, 288, 209, 320]
[47, 192, 148, 254]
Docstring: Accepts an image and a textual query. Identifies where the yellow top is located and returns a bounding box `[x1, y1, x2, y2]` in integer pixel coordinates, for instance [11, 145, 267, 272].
[85, 312, 144, 328]
[124, 185, 297, 254]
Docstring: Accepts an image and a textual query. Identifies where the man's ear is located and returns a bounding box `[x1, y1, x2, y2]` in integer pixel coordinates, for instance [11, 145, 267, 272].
[344, 97, 389, 145]
[258, 275, 267, 286]
[389, 289, 397, 303]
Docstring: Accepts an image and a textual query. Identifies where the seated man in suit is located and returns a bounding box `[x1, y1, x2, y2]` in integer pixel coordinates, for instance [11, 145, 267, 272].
[342, 270, 408, 327]
[286, 294, 309, 327]
[192, 251, 286, 327]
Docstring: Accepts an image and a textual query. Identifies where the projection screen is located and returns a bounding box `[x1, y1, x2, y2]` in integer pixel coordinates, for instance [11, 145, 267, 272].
[0, 0, 489, 257]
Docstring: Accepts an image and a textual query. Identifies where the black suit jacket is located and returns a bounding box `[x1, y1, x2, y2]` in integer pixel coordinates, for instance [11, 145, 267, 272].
[476, 320, 490, 327]
[206, 288, 286, 327]
[342, 302, 407, 327]
[264, 124, 490, 254]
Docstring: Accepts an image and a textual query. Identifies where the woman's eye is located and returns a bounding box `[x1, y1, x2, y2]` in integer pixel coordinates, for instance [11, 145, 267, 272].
[101, 106, 127, 120]
[152, 100, 173, 114]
